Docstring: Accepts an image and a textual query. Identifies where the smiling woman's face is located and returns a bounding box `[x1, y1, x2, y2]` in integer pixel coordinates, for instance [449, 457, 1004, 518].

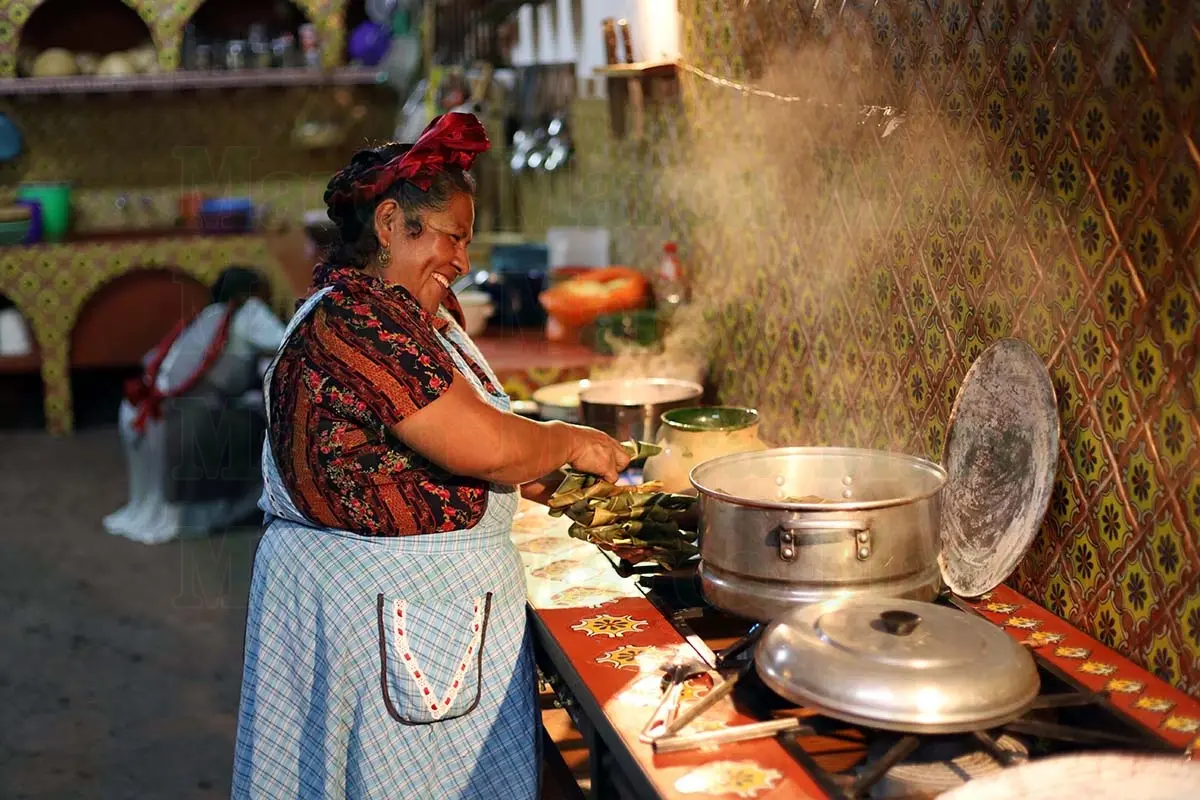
[373, 192, 475, 314]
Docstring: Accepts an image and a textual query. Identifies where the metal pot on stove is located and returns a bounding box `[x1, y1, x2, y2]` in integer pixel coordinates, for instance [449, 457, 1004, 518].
[688, 338, 1060, 622]
[690, 447, 946, 621]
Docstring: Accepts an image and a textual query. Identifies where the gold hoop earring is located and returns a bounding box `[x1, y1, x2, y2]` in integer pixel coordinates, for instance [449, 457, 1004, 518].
[377, 246, 391, 266]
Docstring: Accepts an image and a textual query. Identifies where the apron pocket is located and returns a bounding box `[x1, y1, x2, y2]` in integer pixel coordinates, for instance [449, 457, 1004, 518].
[376, 592, 493, 725]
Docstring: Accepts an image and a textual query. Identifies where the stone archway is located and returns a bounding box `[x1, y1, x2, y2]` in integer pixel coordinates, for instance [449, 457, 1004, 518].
[70, 266, 208, 368]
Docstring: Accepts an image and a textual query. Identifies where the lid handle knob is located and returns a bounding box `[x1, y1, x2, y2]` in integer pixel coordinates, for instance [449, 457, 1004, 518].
[880, 609, 921, 636]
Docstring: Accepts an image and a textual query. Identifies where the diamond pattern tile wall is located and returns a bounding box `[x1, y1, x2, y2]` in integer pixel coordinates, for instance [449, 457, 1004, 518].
[540, 0, 1199, 697]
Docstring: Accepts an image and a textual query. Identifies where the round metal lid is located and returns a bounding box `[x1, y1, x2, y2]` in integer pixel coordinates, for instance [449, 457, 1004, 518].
[939, 338, 1059, 598]
[756, 597, 1039, 734]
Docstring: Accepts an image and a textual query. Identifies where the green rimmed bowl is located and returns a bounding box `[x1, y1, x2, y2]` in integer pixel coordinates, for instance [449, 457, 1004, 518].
[661, 406, 760, 433]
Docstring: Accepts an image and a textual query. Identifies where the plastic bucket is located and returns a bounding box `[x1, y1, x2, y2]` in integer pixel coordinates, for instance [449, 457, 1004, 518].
[16, 182, 71, 242]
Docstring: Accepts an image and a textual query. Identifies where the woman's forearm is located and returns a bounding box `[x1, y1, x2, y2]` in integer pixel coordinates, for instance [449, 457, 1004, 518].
[475, 415, 575, 485]
[395, 378, 578, 486]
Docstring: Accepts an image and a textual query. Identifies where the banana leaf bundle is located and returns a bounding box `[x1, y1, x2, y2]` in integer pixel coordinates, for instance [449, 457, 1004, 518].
[621, 440, 663, 461]
[546, 472, 665, 516]
[559, 490, 695, 528]
[567, 519, 700, 570]
[545, 440, 697, 568]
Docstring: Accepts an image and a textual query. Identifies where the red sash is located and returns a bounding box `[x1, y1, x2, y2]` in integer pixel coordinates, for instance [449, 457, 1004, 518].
[123, 305, 236, 434]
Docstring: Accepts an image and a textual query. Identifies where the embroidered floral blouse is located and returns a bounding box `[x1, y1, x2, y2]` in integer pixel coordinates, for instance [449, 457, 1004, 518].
[268, 267, 504, 536]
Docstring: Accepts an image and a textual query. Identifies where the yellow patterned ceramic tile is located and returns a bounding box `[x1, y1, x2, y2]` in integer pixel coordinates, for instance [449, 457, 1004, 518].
[1147, 509, 1187, 585]
[1180, 592, 1200, 676]
[1072, 424, 1106, 488]
[1095, 484, 1132, 560]
[1123, 439, 1160, 520]
[1092, 588, 1126, 651]
[1074, 201, 1112, 279]
[1156, 282, 1196, 357]
[1119, 549, 1155, 628]
[1153, 397, 1195, 478]
[1126, 332, 1168, 407]
[1130, 215, 1173, 288]
[1148, 629, 1184, 692]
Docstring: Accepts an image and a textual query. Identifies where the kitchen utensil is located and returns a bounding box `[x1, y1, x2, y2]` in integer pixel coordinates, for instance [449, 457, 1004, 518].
[935, 753, 1200, 800]
[16, 200, 41, 243]
[546, 227, 610, 269]
[530, 379, 591, 423]
[662, 668, 742, 737]
[579, 379, 704, 443]
[689, 447, 946, 621]
[0, 307, 33, 356]
[481, 244, 550, 328]
[198, 197, 254, 234]
[756, 597, 1040, 734]
[643, 407, 767, 494]
[0, 206, 32, 245]
[0, 113, 23, 162]
[939, 338, 1059, 598]
[366, 0, 398, 24]
[178, 191, 205, 229]
[638, 659, 708, 743]
[16, 183, 71, 243]
[348, 21, 391, 66]
[653, 718, 803, 753]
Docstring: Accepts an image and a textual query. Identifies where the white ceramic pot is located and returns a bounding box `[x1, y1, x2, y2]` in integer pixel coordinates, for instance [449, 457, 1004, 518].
[642, 407, 768, 494]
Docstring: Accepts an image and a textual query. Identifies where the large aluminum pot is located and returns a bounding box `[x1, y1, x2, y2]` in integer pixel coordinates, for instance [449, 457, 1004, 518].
[579, 378, 703, 442]
[689, 447, 947, 621]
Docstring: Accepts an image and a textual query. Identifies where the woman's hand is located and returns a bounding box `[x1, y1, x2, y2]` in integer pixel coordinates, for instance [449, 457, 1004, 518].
[564, 425, 631, 484]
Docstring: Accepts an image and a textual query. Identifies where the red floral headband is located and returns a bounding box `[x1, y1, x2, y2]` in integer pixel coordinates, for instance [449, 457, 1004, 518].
[326, 111, 490, 206]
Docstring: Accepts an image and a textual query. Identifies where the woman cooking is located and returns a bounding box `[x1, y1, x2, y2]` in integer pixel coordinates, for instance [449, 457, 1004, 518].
[232, 113, 629, 798]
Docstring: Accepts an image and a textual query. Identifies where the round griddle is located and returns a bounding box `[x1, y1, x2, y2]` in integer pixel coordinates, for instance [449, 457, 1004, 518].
[939, 338, 1059, 597]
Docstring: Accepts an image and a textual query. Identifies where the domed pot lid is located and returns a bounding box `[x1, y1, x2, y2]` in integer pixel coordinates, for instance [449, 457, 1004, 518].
[939, 338, 1060, 597]
[756, 597, 1039, 734]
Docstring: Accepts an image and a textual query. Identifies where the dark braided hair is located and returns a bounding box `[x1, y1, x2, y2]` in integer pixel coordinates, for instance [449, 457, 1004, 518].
[320, 142, 477, 277]
[211, 266, 270, 307]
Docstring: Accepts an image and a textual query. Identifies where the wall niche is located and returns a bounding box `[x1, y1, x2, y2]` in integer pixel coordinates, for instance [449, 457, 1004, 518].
[17, 0, 157, 77]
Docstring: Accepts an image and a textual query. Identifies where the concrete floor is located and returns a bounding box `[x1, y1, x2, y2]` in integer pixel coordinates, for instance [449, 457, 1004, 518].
[0, 428, 258, 799]
[0, 427, 589, 799]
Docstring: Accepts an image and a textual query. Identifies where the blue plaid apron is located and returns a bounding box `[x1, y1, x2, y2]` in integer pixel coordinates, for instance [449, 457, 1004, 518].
[232, 288, 539, 799]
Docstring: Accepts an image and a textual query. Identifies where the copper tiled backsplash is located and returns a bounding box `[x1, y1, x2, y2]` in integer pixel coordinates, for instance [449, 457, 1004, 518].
[536, 0, 1199, 697]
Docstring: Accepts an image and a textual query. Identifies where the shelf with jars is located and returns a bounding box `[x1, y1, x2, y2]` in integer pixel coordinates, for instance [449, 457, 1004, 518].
[0, 0, 385, 93]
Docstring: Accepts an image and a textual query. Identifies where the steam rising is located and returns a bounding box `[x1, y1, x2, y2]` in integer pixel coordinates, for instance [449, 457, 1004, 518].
[592, 25, 1056, 449]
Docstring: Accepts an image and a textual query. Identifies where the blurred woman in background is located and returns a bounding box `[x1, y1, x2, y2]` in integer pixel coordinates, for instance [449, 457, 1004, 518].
[103, 266, 285, 544]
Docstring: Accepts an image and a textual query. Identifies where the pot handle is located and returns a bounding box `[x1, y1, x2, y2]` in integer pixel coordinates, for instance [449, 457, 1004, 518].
[777, 518, 873, 562]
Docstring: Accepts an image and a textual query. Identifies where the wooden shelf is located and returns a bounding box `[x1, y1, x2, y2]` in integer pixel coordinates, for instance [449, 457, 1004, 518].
[593, 60, 679, 78]
[0, 66, 388, 97]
